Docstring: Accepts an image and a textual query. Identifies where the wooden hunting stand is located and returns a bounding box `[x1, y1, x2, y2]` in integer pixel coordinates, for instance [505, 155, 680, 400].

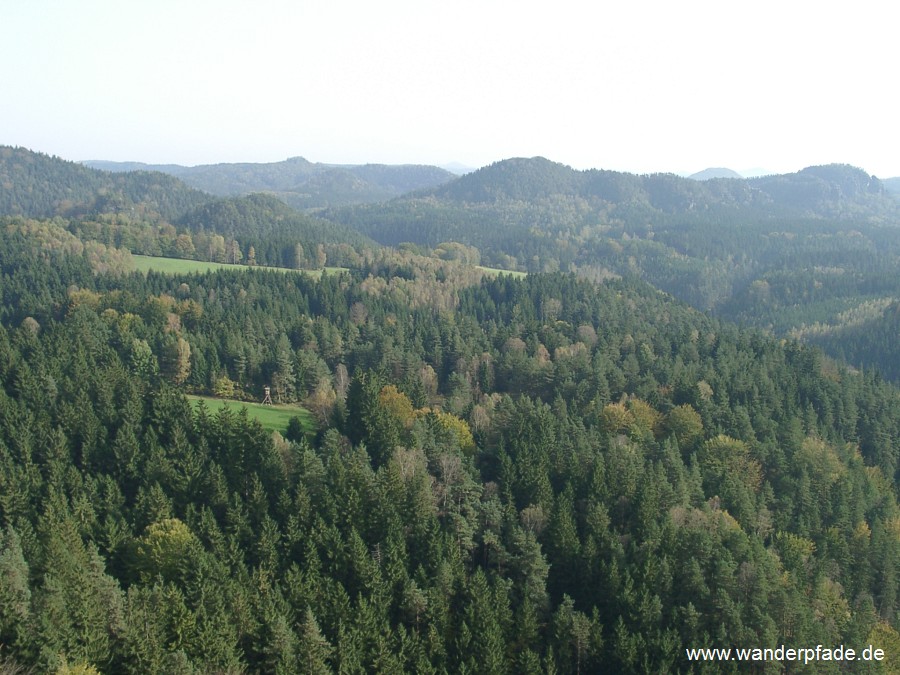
[262, 386, 272, 406]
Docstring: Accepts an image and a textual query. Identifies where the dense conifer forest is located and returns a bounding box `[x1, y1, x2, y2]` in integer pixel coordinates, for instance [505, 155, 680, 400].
[2, 147, 900, 672]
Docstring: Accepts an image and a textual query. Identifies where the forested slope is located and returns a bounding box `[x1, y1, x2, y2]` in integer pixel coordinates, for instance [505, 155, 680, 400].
[0, 146, 210, 222]
[806, 300, 900, 382]
[1, 229, 899, 673]
[0, 148, 375, 271]
[177, 193, 374, 268]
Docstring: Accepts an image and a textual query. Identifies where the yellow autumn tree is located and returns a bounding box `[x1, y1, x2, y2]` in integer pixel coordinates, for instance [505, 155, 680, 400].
[866, 622, 900, 674]
[133, 518, 198, 582]
[415, 408, 476, 456]
[664, 404, 704, 449]
[378, 385, 415, 428]
[55, 660, 101, 675]
[700, 435, 763, 493]
[598, 402, 632, 435]
[627, 398, 662, 439]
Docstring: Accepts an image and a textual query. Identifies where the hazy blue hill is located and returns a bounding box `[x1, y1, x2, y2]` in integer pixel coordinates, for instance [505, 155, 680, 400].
[81, 154, 892, 221]
[83, 159, 190, 175]
[428, 158, 719, 211]
[1, 146, 210, 220]
[418, 157, 896, 217]
[881, 176, 900, 195]
[641, 171, 733, 212]
[434, 159, 897, 224]
[82, 156, 456, 208]
[169, 156, 318, 194]
[441, 161, 475, 174]
[799, 164, 884, 195]
[747, 164, 891, 216]
[689, 167, 743, 180]
[279, 164, 458, 210]
[433, 156, 584, 202]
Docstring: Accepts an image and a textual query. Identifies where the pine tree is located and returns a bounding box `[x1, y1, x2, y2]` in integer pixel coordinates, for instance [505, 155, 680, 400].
[0, 526, 31, 661]
[297, 608, 332, 675]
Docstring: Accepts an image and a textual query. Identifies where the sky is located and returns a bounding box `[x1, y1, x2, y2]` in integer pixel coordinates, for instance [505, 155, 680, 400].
[2, 0, 897, 177]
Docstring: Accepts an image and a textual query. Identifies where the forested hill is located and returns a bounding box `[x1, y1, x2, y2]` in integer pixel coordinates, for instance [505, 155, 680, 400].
[428, 157, 894, 217]
[177, 193, 376, 267]
[1, 228, 900, 671]
[0, 146, 210, 222]
[84, 157, 456, 210]
[328, 158, 899, 262]
[0, 147, 376, 270]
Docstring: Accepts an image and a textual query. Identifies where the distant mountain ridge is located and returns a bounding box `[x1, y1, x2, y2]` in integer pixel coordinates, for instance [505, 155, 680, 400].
[689, 167, 743, 180]
[83, 157, 456, 210]
[421, 157, 895, 216]
[9, 146, 897, 255]
[328, 157, 899, 254]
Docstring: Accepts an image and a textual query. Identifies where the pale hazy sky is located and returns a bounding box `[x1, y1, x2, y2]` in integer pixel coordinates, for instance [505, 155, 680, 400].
[2, 0, 897, 176]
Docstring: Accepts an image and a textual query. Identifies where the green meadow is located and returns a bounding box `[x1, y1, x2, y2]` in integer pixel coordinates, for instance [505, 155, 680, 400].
[187, 395, 316, 434]
[132, 254, 346, 278]
[133, 254, 515, 280]
[476, 265, 527, 278]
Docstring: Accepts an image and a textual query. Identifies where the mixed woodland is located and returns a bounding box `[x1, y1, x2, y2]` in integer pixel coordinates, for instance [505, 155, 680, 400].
[1, 147, 900, 673]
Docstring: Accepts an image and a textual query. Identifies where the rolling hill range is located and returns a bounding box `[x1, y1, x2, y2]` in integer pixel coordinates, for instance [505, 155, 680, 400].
[83, 156, 456, 210]
[327, 158, 899, 277]
[326, 157, 900, 379]
[7, 145, 900, 381]
[1, 147, 377, 269]
[424, 157, 894, 217]
[328, 158, 898, 255]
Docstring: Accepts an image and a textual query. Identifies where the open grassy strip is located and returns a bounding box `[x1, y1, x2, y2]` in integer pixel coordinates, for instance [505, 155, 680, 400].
[186, 394, 316, 434]
[476, 265, 527, 279]
[132, 254, 346, 277]
[136, 254, 514, 280]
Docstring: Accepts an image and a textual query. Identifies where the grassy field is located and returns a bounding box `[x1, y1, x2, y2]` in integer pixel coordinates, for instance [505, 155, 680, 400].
[476, 265, 527, 279]
[132, 254, 346, 278]
[134, 254, 515, 281]
[186, 395, 316, 434]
